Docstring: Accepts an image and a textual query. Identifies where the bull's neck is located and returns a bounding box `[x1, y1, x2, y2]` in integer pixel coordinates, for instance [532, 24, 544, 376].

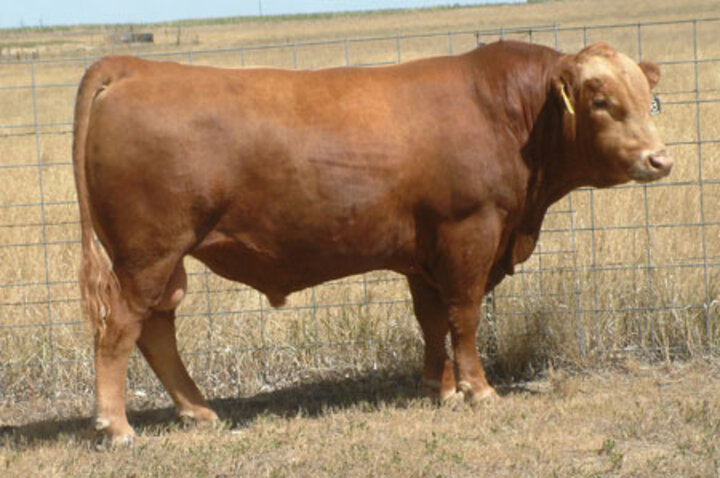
[514, 75, 582, 235]
[465, 43, 584, 235]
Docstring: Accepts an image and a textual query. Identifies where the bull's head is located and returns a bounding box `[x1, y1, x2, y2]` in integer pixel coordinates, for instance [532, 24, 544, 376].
[552, 42, 673, 186]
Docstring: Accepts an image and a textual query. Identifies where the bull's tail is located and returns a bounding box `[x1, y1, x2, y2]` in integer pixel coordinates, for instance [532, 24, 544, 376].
[72, 61, 119, 339]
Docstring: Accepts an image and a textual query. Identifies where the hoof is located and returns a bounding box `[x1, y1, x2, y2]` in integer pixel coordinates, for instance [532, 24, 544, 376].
[179, 408, 219, 428]
[110, 434, 135, 447]
[94, 417, 135, 447]
[440, 389, 467, 409]
[458, 380, 498, 405]
[420, 378, 459, 404]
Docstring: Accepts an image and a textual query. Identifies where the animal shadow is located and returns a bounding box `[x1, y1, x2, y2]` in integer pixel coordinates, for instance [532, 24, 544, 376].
[1, 367, 535, 446]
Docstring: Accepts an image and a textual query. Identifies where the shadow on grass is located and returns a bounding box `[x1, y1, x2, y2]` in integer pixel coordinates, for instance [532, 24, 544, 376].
[1, 367, 538, 446]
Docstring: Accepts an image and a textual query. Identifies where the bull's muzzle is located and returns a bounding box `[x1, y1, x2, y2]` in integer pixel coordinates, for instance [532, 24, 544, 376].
[643, 149, 673, 178]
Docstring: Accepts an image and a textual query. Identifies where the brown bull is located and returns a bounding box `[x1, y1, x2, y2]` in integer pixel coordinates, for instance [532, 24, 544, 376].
[72, 40, 672, 443]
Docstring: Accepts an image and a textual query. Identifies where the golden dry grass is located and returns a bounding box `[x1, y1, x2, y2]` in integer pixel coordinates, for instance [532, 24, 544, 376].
[1, 3, 720, 470]
[2, 360, 719, 476]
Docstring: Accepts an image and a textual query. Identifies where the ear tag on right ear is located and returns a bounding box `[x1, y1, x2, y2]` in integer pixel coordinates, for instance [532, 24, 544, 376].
[560, 85, 575, 116]
[650, 93, 661, 116]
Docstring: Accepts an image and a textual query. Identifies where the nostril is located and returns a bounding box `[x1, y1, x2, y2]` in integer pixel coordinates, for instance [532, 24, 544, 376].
[648, 150, 672, 170]
[648, 154, 663, 169]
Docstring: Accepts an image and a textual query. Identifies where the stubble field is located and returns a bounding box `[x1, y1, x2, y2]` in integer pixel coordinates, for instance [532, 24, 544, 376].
[1, 0, 720, 475]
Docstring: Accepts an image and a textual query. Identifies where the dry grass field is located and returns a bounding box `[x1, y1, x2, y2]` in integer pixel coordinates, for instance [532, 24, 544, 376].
[2, 361, 719, 476]
[1, 0, 720, 474]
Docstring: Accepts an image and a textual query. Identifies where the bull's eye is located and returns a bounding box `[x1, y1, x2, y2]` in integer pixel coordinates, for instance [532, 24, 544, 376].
[592, 97, 609, 109]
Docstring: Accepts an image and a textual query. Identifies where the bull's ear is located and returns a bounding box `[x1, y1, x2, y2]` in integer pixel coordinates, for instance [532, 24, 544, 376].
[551, 55, 578, 116]
[639, 61, 660, 89]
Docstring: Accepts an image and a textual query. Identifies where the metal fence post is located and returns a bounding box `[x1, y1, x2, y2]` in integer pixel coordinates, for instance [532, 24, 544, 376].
[484, 293, 498, 363]
[30, 59, 56, 397]
[580, 26, 602, 353]
[636, 23, 660, 356]
[567, 194, 585, 359]
[691, 20, 713, 348]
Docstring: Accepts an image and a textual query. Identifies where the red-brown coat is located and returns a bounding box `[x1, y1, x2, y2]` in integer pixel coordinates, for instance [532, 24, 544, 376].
[72, 40, 672, 443]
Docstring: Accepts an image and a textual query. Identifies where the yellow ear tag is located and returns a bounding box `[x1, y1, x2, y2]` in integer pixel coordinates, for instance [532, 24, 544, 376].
[561, 85, 575, 116]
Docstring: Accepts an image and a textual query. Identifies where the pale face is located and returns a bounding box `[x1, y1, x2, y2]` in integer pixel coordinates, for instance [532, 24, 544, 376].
[573, 47, 673, 186]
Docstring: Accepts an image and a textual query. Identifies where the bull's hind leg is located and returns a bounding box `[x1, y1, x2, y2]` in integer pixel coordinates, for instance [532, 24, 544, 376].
[137, 308, 217, 425]
[93, 290, 144, 444]
[94, 256, 190, 444]
[136, 262, 217, 423]
[407, 275, 457, 402]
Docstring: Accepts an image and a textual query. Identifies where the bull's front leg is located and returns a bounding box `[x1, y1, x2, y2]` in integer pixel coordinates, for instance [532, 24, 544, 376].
[448, 301, 497, 402]
[428, 210, 503, 403]
[407, 275, 458, 401]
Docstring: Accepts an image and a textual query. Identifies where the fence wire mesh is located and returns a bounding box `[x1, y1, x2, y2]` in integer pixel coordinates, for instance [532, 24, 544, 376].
[1, 19, 719, 405]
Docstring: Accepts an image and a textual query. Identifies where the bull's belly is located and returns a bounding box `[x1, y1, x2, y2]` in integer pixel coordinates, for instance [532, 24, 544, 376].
[190, 231, 412, 307]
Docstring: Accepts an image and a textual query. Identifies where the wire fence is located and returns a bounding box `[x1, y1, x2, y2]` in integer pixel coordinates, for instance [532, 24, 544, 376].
[1, 18, 719, 405]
